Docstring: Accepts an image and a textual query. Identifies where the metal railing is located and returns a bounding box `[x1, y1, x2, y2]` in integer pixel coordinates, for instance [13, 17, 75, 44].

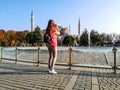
[0, 46, 119, 73]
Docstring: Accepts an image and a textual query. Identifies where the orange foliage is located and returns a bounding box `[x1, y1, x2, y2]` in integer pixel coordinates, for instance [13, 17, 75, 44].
[6, 30, 16, 46]
[0, 30, 6, 43]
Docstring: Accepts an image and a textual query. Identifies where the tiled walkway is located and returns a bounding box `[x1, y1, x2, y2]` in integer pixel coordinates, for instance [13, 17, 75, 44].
[0, 62, 120, 90]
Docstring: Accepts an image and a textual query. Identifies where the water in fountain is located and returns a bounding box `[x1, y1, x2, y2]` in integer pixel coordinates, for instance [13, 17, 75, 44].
[0, 46, 120, 67]
[88, 31, 90, 48]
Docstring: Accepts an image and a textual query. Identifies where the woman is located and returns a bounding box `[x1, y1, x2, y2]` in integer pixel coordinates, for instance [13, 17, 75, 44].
[46, 19, 60, 74]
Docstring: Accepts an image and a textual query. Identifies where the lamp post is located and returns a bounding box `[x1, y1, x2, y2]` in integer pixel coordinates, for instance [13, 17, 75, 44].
[112, 46, 117, 74]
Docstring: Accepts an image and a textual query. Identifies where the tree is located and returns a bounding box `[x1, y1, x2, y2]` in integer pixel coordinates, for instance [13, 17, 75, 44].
[0, 29, 6, 45]
[26, 26, 43, 46]
[26, 32, 34, 45]
[62, 35, 74, 46]
[99, 33, 106, 46]
[16, 31, 26, 46]
[33, 26, 44, 45]
[90, 30, 101, 46]
[79, 28, 88, 46]
[6, 30, 16, 46]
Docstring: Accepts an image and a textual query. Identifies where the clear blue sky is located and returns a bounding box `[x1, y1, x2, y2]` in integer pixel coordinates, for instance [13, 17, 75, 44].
[0, 0, 120, 34]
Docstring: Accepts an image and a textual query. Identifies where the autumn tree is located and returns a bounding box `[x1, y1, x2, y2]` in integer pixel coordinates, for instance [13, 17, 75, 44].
[6, 30, 16, 46]
[0, 29, 6, 46]
[16, 31, 27, 46]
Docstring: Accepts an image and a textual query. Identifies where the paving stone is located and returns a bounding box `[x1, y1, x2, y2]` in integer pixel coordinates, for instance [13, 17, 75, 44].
[0, 62, 120, 90]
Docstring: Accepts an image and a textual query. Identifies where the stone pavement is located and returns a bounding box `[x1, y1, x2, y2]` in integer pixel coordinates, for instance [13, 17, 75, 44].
[0, 62, 120, 90]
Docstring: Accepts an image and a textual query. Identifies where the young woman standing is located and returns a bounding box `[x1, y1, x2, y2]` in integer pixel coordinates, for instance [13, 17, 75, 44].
[46, 19, 60, 74]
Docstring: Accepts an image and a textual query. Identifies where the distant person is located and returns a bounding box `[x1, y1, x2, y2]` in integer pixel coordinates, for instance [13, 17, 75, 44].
[46, 19, 60, 74]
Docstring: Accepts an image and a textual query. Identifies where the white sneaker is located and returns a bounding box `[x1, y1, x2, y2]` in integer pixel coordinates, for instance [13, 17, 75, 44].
[49, 70, 53, 74]
[48, 69, 52, 73]
[48, 69, 51, 72]
[52, 70, 57, 74]
[48, 69, 57, 74]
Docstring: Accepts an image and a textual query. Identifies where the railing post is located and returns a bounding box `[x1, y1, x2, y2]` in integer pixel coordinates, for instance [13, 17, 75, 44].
[68, 46, 72, 70]
[0, 47, 2, 62]
[37, 46, 40, 66]
[112, 46, 117, 74]
[15, 46, 18, 64]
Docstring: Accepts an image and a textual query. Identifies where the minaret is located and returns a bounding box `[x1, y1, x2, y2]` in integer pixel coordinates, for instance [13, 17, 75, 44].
[78, 18, 80, 40]
[31, 11, 34, 32]
[78, 18, 80, 36]
[69, 24, 71, 34]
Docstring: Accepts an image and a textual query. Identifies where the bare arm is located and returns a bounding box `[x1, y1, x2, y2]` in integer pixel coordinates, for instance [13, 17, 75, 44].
[54, 30, 60, 35]
[53, 24, 60, 35]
